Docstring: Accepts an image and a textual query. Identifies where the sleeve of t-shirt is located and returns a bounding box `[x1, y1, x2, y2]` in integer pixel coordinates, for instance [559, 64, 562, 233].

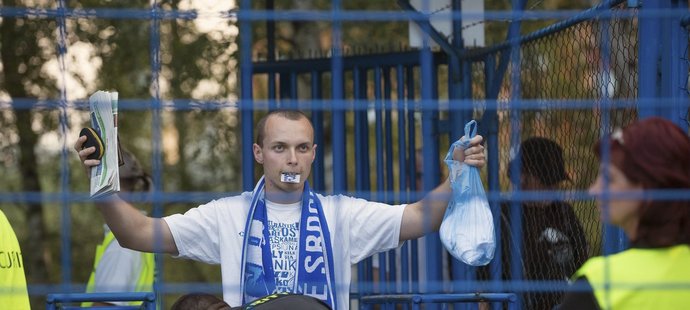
[93, 240, 142, 306]
[340, 195, 406, 263]
[164, 199, 226, 264]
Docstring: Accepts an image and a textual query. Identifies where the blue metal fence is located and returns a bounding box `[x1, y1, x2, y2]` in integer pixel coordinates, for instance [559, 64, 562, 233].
[0, 0, 689, 309]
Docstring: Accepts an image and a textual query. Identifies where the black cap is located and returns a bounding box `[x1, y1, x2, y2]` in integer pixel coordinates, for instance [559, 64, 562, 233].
[509, 137, 570, 186]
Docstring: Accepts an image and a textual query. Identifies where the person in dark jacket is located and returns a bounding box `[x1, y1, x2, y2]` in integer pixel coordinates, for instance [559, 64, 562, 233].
[502, 137, 589, 310]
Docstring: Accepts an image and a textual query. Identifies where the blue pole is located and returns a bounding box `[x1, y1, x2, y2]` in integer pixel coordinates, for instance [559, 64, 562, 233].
[331, 0, 346, 194]
[397, 64, 410, 296]
[670, 0, 689, 131]
[407, 66, 421, 295]
[240, 0, 255, 191]
[638, 0, 662, 118]
[57, 0, 72, 292]
[508, 1, 527, 307]
[420, 26, 443, 299]
[484, 54, 503, 310]
[267, 0, 276, 109]
[311, 71, 325, 191]
[148, 2, 164, 307]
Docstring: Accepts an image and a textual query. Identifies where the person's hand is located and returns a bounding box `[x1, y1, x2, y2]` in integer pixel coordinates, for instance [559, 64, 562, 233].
[74, 135, 101, 178]
[453, 135, 485, 168]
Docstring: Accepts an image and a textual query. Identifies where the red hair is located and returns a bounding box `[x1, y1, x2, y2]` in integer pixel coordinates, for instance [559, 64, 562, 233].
[594, 117, 690, 247]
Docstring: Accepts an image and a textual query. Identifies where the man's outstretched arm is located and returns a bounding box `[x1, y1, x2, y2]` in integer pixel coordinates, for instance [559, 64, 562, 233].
[399, 135, 485, 242]
[75, 135, 178, 254]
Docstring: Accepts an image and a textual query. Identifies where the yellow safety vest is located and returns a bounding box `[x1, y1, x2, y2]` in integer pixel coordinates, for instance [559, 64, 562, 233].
[0, 210, 31, 310]
[573, 245, 690, 310]
[82, 231, 155, 307]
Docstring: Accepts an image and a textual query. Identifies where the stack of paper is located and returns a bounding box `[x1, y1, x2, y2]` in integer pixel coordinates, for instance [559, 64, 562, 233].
[89, 91, 120, 198]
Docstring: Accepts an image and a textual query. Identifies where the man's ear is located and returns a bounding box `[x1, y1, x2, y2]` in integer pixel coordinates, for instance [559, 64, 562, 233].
[253, 143, 263, 164]
[311, 144, 317, 161]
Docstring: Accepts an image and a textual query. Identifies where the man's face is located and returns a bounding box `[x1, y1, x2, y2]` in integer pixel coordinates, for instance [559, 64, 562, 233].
[253, 115, 316, 199]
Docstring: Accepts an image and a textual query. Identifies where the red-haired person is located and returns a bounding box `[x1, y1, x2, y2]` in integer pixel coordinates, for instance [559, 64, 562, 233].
[559, 117, 690, 309]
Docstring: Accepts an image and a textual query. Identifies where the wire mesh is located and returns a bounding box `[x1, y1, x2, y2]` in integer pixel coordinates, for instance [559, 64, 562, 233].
[0, 1, 689, 310]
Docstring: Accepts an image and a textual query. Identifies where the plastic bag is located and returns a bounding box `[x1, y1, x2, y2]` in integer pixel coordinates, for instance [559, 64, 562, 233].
[439, 120, 495, 266]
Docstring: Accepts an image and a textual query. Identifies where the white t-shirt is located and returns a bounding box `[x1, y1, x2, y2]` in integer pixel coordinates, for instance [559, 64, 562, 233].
[92, 226, 145, 306]
[164, 192, 406, 310]
[265, 200, 300, 293]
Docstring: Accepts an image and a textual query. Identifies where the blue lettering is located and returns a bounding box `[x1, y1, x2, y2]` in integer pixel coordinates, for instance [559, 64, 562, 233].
[274, 259, 284, 270]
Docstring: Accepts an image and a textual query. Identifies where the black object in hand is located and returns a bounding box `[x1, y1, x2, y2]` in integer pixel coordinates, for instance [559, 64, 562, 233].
[79, 127, 104, 160]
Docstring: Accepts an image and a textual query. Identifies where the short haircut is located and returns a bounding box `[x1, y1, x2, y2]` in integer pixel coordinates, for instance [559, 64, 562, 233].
[254, 110, 311, 146]
[595, 117, 690, 247]
[170, 293, 230, 310]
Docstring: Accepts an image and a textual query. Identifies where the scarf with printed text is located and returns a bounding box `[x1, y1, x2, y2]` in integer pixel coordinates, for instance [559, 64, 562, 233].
[240, 176, 337, 309]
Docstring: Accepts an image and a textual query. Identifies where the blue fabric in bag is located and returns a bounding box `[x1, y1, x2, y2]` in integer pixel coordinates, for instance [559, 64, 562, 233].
[439, 120, 495, 266]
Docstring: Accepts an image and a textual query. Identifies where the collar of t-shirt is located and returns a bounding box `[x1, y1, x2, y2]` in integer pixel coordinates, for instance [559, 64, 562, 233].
[265, 200, 301, 224]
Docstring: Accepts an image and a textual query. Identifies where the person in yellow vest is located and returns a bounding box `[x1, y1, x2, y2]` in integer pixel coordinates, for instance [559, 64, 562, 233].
[83, 148, 155, 307]
[558, 117, 690, 309]
[0, 209, 31, 309]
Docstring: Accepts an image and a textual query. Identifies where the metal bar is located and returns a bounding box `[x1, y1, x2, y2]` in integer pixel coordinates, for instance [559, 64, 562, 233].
[254, 51, 447, 74]
[240, 0, 255, 191]
[311, 71, 325, 191]
[384, 67, 395, 203]
[148, 1, 165, 307]
[56, 0, 72, 290]
[397, 0, 460, 61]
[383, 66, 396, 295]
[331, 0, 346, 194]
[46, 292, 155, 304]
[280, 72, 291, 102]
[354, 66, 370, 304]
[406, 66, 421, 294]
[420, 41, 443, 296]
[467, 0, 627, 60]
[290, 72, 298, 107]
[483, 54, 504, 310]
[375, 67, 385, 208]
[638, 0, 661, 118]
[507, 2, 525, 308]
[360, 293, 517, 304]
[670, 0, 689, 131]
[359, 69, 372, 196]
[598, 2, 629, 256]
[659, 0, 674, 121]
[396, 64, 410, 296]
[267, 0, 276, 109]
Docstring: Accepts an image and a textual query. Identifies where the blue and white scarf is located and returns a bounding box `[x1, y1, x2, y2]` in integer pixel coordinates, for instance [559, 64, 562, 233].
[240, 176, 337, 309]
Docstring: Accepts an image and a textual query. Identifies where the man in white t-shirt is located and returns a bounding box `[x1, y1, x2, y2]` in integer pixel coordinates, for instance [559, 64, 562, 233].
[75, 110, 485, 310]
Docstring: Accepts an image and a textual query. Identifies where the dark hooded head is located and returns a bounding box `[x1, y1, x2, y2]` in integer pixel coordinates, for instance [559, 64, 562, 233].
[510, 137, 570, 186]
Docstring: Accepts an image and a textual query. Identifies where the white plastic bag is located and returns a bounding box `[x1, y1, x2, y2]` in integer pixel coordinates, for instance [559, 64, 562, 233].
[439, 120, 495, 266]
